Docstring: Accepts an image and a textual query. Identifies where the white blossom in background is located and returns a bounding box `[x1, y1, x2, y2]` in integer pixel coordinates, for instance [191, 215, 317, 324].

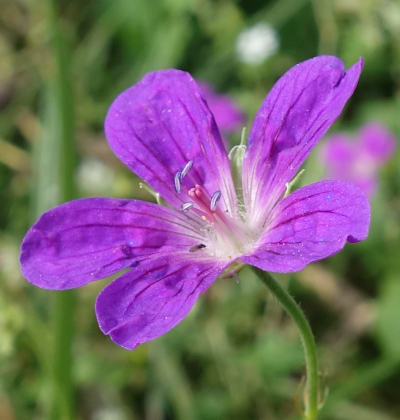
[235, 22, 279, 65]
[77, 158, 114, 194]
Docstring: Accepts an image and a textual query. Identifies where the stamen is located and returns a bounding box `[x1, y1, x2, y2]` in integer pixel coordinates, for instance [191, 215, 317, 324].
[180, 160, 193, 180]
[210, 190, 222, 211]
[174, 172, 181, 193]
[181, 202, 194, 212]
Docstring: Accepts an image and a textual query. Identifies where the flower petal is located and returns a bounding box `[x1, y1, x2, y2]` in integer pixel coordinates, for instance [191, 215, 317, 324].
[242, 56, 363, 223]
[95, 257, 226, 349]
[20, 198, 205, 290]
[242, 180, 370, 273]
[105, 70, 236, 214]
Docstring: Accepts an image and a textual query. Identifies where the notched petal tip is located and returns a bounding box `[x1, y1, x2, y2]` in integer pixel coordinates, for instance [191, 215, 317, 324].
[342, 181, 371, 244]
[355, 56, 364, 70]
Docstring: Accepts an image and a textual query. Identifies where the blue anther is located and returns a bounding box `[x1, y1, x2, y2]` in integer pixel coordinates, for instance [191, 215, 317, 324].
[210, 190, 222, 211]
[180, 160, 193, 180]
[174, 172, 181, 193]
[181, 202, 194, 212]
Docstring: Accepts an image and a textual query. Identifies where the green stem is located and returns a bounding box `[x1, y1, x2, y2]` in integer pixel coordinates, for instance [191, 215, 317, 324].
[50, 291, 76, 420]
[44, 0, 77, 418]
[252, 267, 319, 420]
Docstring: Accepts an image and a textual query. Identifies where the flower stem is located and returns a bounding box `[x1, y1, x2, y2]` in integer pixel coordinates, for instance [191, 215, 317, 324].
[251, 267, 319, 420]
[44, 0, 77, 418]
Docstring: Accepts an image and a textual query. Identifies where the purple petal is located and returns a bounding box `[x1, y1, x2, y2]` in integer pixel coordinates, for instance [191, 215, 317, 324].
[242, 180, 370, 273]
[105, 70, 236, 213]
[359, 122, 396, 164]
[20, 198, 204, 290]
[96, 257, 227, 349]
[198, 82, 245, 133]
[242, 56, 363, 219]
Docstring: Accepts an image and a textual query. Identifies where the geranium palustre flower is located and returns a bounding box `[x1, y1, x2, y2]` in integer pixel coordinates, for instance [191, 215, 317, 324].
[20, 56, 370, 349]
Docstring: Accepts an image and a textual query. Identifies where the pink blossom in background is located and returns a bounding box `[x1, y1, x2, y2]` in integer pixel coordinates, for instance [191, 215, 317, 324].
[322, 123, 396, 197]
[198, 82, 245, 134]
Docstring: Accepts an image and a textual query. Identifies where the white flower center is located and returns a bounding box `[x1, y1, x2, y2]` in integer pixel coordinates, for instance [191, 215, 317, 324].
[175, 161, 256, 261]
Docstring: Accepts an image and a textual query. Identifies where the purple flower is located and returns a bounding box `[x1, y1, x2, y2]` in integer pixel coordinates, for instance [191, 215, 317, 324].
[20, 56, 370, 350]
[322, 122, 396, 197]
[198, 82, 245, 134]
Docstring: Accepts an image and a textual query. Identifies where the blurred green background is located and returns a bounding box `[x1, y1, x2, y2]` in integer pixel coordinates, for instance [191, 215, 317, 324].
[1, 0, 400, 419]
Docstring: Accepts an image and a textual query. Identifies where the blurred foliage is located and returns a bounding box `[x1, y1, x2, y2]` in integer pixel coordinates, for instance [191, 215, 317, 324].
[1, 0, 400, 419]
